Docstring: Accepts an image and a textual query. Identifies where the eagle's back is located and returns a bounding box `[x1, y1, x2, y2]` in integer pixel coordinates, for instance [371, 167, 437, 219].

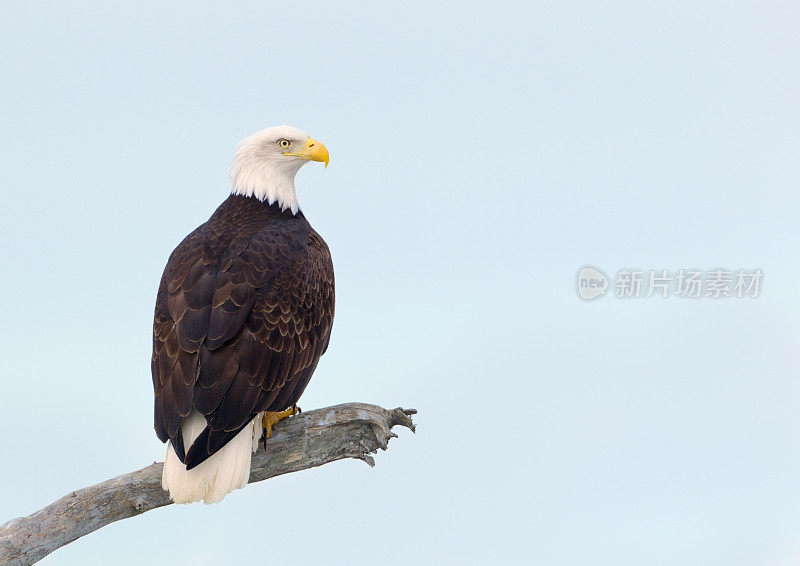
[152, 195, 334, 469]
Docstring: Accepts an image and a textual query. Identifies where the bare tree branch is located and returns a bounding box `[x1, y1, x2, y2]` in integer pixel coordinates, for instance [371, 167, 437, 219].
[0, 403, 416, 566]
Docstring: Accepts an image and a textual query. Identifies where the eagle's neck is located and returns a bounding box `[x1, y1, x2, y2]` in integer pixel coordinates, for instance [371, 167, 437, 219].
[230, 155, 304, 214]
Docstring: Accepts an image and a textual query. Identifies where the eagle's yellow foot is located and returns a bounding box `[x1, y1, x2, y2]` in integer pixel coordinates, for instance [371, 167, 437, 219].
[262, 406, 299, 442]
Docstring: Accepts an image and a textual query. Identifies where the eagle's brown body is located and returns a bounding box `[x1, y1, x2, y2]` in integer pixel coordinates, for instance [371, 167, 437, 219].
[152, 194, 334, 470]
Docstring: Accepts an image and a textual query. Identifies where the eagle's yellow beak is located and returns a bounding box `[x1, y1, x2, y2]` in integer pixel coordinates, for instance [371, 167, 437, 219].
[285, 138, 329, 168]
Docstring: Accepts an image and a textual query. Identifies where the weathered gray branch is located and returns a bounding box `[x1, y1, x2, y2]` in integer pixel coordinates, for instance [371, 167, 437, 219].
[0, 403, 416, 566]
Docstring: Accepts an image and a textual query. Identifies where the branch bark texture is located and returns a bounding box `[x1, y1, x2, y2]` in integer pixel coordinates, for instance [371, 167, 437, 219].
[0, 403, 416, 566]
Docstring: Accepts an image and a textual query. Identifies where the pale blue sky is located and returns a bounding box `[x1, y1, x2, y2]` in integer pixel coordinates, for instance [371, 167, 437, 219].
[1, 2, 799, 565]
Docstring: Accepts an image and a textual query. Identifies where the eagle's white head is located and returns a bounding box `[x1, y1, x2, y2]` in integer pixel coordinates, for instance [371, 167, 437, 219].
[230, 125, 329, 214]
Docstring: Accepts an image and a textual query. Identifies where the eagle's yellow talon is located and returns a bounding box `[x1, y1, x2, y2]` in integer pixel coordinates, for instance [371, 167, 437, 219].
[262, 406, 299, 440]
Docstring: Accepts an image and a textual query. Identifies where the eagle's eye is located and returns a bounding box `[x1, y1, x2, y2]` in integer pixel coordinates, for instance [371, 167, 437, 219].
[277, 139, 291, 149]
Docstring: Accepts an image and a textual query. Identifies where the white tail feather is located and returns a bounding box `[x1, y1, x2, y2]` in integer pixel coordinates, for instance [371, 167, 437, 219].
[162, 410, 263, 504]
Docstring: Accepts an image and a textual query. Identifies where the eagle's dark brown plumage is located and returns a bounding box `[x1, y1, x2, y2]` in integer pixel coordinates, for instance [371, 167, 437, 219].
[152, 194, 334, 470]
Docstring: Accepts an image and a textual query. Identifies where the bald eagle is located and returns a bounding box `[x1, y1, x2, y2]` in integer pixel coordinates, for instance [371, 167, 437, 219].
[152, 126, 334, 504]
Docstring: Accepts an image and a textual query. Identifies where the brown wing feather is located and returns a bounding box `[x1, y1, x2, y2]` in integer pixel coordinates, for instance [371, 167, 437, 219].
[152, 198, 334, 470]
